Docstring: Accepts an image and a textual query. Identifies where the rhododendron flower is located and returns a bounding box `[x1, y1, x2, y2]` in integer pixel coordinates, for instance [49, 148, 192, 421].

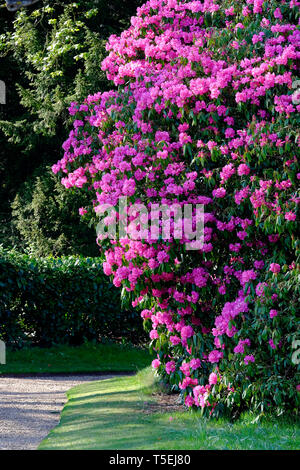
[208, 350, 223, 363]
[180, 362, 190, 376]
[261, 18, 270, 27]
[207, 141, 217, 151]
[150, 329, 159, 340]
[237, 164, 250, 176]
[241, 269, 257, 285]
[141, 309, 152, 320]
[244, 355, 255, 365]
[220, 164, 235, 181]
[181, 326, 194, 341]
[152, 359, 160, 369]
[274, 7, 283, 19]
[52, 163, 60, 174]
[122, 178, 136, 196]
[231, 41, 240, 50]
[165, 361, 176, 375]
[254, 260, 264, 269]
[148, 258, 159, 270]
[255, 282, 268, 297]
[179, 377, 198, 390]
[169, 335, 181, 346]
[269, 263, 281, 274]
[157, 251, 170, 264]
[269, 339, 276, 350]
[208, 372, 218, 385]
[269, 234, 280, 243]
[285, 211, 296, 221]
[242, 6, 250, 16]
[190, 358, 201, 370]
[212, 188, 226, 198]
[218, 285, 226, 295]
[269, 309, 278, 319]
[229, 243, 241, 253]
[185, 395, 195, 407]
[234, 187, 250, 205]
[79, 207, 87, 216]
[225, 7, 234, 16]
[225, 128, 235, 139]
[234, 339, 251, 354]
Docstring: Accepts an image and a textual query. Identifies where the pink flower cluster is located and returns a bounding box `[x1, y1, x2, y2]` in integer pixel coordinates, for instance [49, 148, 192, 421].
[54, 0, 299, 412]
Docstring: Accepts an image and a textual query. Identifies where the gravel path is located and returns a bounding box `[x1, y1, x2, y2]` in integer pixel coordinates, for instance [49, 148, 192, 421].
[0, 374, 115, 450]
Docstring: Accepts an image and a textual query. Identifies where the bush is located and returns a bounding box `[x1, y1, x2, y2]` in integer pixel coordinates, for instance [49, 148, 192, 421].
[0, 247, 146, 348]
[53, 0, 299, 417]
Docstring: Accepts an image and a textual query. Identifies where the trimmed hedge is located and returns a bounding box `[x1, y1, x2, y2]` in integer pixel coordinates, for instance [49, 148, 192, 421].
[0, 247, 145, 348]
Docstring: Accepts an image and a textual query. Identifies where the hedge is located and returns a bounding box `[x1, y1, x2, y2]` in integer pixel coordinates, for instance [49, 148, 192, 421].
[0, 247, 145, 348]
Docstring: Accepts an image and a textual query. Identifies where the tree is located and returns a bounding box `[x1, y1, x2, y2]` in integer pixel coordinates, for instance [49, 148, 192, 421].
[0, 0, 142, 251]
[11, 165, 99, 256]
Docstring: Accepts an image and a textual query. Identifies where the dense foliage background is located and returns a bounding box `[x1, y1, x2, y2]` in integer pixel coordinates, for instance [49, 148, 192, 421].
[0, 0, 142, 255]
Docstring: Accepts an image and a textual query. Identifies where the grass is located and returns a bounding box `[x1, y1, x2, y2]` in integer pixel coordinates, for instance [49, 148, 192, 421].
[39, 367, 300, 450]
[0, 342, 152, 375]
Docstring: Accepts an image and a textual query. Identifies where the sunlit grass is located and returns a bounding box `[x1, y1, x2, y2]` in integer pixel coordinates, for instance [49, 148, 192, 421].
[0, 342, 152, 375]
[39, 368, 300, 450]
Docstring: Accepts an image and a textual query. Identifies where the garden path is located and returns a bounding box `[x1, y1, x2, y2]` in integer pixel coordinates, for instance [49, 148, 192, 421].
[0, 374, 115, 450]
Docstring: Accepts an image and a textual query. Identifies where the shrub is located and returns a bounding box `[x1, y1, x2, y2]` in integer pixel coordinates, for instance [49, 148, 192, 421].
[53, 0, 299, 416]
[0, 247, 145, 348]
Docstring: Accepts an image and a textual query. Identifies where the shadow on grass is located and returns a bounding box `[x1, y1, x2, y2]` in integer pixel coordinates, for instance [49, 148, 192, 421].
[39, 375, 300, 451]
[39, 376, 178, 450]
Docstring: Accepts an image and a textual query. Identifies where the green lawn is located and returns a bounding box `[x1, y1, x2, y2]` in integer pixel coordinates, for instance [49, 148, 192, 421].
[0, 342, 152, 375]
[39, 368, 300, 450]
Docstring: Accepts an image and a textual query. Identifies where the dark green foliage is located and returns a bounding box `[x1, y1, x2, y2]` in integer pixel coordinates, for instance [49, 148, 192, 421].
[11, 165, 99, 257]
[0, 1, 142, 250]
[0, 247, 146, 348]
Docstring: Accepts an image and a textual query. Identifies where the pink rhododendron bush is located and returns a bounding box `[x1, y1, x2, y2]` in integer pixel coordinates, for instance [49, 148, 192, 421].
[53, 0, 300, 417]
